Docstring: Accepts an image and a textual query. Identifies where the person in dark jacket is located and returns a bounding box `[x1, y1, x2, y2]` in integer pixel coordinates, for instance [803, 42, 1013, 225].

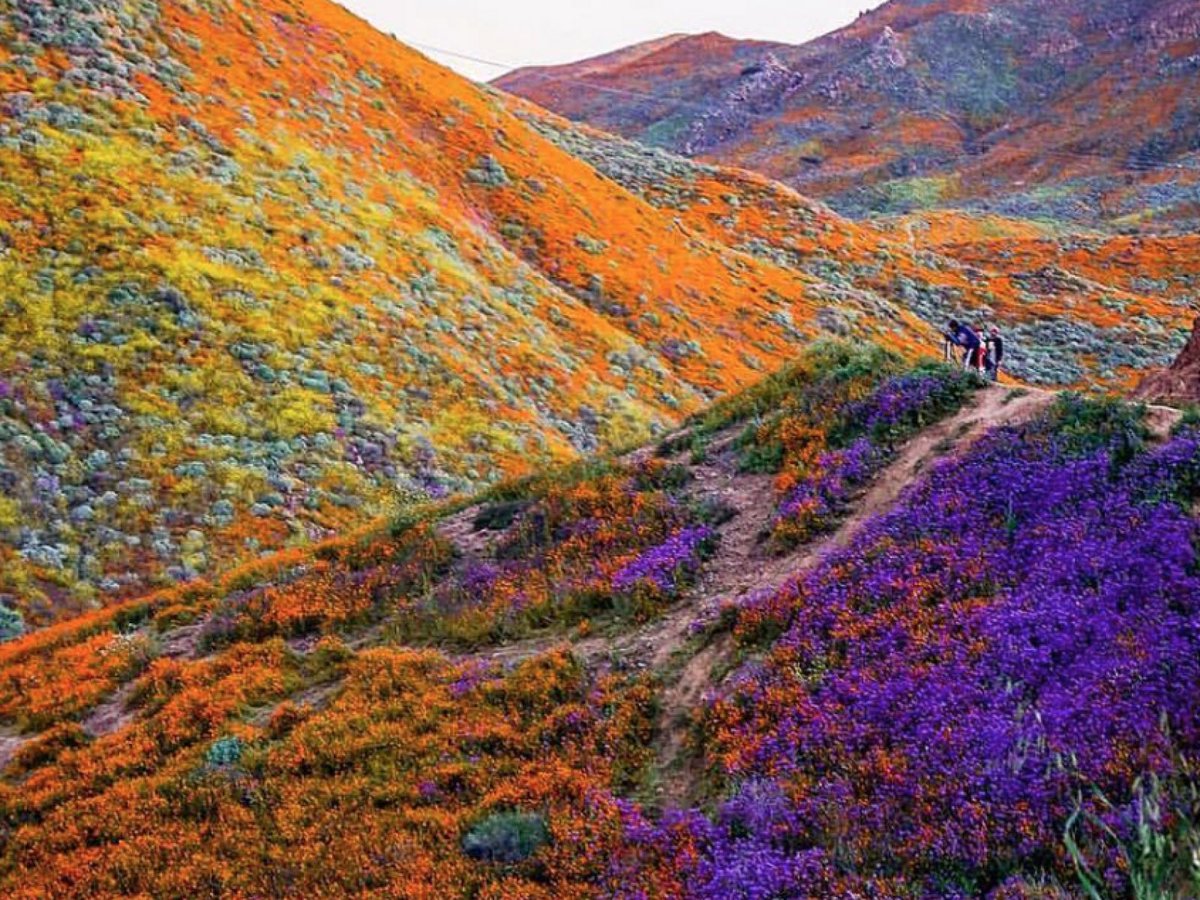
[944, 320, 981, 370]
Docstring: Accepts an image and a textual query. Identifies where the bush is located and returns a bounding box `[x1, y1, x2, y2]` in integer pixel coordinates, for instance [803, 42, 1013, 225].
[462, 811, 549, 864]
[1066, 760, 1200, 900]
[204, 736, 244, 768]
[0, 603, 24, 642]
[471, 500, 529, 532]
[1049, 394, 1148, 458]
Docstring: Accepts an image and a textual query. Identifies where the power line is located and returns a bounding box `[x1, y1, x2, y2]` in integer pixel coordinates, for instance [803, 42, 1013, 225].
[408, 38, 1196, 175]
[410, 40, 720, 109]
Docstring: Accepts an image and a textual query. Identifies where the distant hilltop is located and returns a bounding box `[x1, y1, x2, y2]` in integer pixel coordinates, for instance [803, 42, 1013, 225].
[496, 0, 1200, 228]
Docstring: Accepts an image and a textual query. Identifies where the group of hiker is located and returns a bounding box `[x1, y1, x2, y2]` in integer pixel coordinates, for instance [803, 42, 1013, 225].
[944, 320, 1004, 381]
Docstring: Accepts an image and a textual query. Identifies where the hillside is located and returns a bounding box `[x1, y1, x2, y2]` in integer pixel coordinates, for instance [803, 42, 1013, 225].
[496, 0, 1200, 226]
[2, 0, 1190, 628]
[1, 341, 1197, 896]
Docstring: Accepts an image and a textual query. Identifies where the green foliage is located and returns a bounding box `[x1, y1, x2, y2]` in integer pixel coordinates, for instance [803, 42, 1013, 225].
[476, 456, 621, 507]
[690, 496, 738, 528]
[462, 811, 549, 864]
[0, 603, 24, 642]
[1048, 394, 1149, 466]
[204, 736, 245, 768]
[112, 602, 154, 634]
[1175, 407, 1200, 435]
[631, 462, 692, 492]
[1066, 761, 1200, 900]
[689, 339, 902, 438]
[466, 154, 510, 187]
[472, 501, 530, 533]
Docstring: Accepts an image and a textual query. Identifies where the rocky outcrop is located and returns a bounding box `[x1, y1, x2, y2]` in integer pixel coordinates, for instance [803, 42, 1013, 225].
[682, 54, 805, 154]
[1135, 318, 1200, 406]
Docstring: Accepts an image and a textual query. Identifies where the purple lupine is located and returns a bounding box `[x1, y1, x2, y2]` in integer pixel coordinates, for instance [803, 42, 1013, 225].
[605, 411, 1200, 897]
[840, 369, 974, 440]
[612, 526, 716, 596]
[774, 437, 881, 531]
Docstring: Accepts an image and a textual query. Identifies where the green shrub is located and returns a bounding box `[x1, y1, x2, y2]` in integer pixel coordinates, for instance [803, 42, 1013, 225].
[1175, 406, 1200, 435]
[204, 736, 244, 768]
[0, 603, 25, 642]
[695, 340, 896, 434]
[1066, 761, 1200, 900]
[1048, 394, 1148, 468]
[112, 601, 153, 633]
[462, 810, 549, 864]
[471, 500, 529, 532]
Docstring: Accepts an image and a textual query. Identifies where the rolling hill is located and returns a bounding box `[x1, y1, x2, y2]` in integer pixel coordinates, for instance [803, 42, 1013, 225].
[1, 342, 1197, 896]
[496, 0, 1200, 226]
[1, 0, 1189, 627]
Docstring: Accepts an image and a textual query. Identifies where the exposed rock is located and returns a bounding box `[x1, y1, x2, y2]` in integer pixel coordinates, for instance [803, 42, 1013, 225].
[683, 54, 805, 154]
[1135, 318, 1200, 407]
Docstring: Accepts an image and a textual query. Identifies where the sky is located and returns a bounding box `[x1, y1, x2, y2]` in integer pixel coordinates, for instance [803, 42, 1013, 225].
[350, 2, 887, 82]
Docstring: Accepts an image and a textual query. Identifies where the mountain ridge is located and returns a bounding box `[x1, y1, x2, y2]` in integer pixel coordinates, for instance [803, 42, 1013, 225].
[495, 0, 1200, 226]
[3, 0, 1188, 627]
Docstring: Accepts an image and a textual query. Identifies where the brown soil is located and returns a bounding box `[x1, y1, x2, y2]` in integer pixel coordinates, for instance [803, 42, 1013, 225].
[82, 682, 138, 738]
[0, 728, 30, 772]
[160, 622, 204, 660]
[1135, 318, 1200, 408]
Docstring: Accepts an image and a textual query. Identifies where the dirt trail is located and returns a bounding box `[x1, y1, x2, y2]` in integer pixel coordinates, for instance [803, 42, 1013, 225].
[828, 387, 1055, 552]
[82, 683, 138, 738]
[454, 386, 1057, 808]
[0, 384, 1133, 781]
[644, 385, 1057, 806]
[0, 728, 29, 771]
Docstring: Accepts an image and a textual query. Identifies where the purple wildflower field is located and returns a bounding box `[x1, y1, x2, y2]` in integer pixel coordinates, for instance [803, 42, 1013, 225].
[625, 399, 1200, 896]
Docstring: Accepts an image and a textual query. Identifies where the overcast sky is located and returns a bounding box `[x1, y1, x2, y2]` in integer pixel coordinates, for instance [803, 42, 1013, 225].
[350, 2, 887, 81]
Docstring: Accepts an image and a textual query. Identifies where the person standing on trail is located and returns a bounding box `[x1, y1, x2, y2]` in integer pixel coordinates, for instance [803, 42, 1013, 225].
[943, 321, 960, 363]
[986, 326, 1005, 381]
[975, 324, 990, 373]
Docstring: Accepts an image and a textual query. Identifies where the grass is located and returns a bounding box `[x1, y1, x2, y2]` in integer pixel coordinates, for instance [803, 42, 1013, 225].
[685, 340, 904, 439]
[1066, 756, 1200, 900]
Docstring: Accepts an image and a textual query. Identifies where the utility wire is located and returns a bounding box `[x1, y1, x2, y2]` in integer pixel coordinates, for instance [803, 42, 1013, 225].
[408, 39, 1197, 174]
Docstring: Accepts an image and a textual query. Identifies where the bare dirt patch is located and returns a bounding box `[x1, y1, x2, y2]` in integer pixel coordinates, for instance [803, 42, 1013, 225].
[82, 682, 138, 738]
[0, 728, 31, 772]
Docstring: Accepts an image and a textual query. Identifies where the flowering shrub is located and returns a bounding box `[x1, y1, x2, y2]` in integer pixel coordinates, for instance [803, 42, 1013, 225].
[202, 524, 454, 648]
[685, 405, 1200, 895]
[766, 363, 981, 548]
[771, 437, 882, 546]
[611, 526, 716, 598]
[391, 461, 714, 645]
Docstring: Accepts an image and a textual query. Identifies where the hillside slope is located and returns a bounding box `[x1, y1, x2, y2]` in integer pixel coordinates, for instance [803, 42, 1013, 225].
[1, 343, 1197, 896]
[3, 0, 1188, 627]
[0, 0, 938, 623]
[497, 0, 1200, 225]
